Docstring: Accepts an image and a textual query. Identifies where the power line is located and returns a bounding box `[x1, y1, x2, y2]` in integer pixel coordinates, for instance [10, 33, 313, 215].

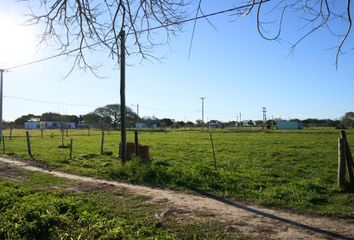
[4, 95, 101, 108]
[5, 1, 268, 71]
[4, 95, 198, 114]
[138, 104, 197, 114]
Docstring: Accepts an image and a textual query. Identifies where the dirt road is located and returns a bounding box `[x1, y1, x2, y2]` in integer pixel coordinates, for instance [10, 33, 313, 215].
[0, 157, 353, 240]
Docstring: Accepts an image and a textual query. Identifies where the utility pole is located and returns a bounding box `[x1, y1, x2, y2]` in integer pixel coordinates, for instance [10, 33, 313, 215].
[262, 107, 267, 128]
[239, 112, 242, 123]
[200, 97, 205, 123]
[135, 104, 139, 130]
[134, 104, 139, 157]
[119, 30, 127, 162]
[0, 69, 3, 141]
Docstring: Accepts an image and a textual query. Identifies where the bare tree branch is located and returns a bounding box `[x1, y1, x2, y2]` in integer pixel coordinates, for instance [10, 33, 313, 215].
[18, 0, 353, 71]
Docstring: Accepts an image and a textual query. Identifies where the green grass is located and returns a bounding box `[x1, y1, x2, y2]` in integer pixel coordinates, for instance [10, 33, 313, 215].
[0, 164, 246, 239]
[2, 128, 354, 217]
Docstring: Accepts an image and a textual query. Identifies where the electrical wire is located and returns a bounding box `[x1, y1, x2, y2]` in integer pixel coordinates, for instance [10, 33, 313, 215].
[4, 95, 101, 108]
[4, 95, 197, 114]
[5, 1, 268, 71]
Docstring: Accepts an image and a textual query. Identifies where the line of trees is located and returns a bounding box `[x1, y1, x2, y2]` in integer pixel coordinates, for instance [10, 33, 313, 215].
[4, 107, 354, 130]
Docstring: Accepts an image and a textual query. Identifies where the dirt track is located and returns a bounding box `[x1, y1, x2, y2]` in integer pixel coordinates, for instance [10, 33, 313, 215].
[0, 157, 353, 240]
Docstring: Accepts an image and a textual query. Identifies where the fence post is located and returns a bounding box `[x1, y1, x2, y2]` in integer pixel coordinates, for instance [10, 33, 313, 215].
[338, 138, 346, 188]
[340, 130, 354, 186]
[346, 142, 354, 185]
[26, 131, 33, 159]
[66, 128, 69, 137]
[101, 131, 104, 155]
[134, 130, 139, 156]
[209, 131, 217, 171]
[2, 136, 4, 154]
[10, 128, 12, 140]
[69, 139, 73, 159]
[41, 128, 44, 139]
[61, 129, 64, 147]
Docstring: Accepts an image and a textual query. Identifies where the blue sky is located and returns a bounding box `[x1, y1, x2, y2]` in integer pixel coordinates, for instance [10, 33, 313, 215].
[1, 1, 353, 122]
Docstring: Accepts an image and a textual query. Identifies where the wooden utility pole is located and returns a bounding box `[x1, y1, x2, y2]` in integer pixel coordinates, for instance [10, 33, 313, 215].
[0, 69, 4, 140]
[120, 29, 127, 162]
[135, 104, 139, 156]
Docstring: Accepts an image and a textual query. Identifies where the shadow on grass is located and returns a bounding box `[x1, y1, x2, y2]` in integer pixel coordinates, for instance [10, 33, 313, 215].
[342, 182, 354, 193]
[190, 187, 353, 240]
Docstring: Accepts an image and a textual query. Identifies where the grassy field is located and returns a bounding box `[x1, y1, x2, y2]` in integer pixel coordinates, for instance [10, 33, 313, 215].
[2, 128, 354, 217]
[0, 163, 246, 239]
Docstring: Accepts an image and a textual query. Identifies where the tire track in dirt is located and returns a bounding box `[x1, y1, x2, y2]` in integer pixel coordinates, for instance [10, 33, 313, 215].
[0, 157, 353, 240]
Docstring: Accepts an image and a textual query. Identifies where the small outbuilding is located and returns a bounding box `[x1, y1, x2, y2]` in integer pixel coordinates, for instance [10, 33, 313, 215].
[276, 120, 303, 130]
[24, 121, 40, 130]
[208, 120, 221, 128]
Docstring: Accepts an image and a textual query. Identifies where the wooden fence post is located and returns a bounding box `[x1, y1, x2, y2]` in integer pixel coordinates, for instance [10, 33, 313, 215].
[61, 129, 64, 147]
[66, 128, 69, 137]
[2, 136, 5, 154]
[69, 139, 73, 159]
[134, 130, 139, 156]
[338, 138, 346, 188]
[10, 128, 12, 140]
[209, 131, 217, 171]
[340, 130, 354, 186]
[26, 131, 33, 159]
[101, 131, 104, 155]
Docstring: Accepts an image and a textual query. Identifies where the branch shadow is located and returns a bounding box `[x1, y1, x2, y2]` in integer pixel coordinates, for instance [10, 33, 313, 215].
[190, 187, 354, 240]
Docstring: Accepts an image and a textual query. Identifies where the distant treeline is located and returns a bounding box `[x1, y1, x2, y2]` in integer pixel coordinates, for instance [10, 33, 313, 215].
[3, 106, 354, 129]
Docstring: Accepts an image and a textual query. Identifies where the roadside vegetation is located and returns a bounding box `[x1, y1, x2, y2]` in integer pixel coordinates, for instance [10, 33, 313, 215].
[2, 128, 354, 218]
[0, 163, 246, 239]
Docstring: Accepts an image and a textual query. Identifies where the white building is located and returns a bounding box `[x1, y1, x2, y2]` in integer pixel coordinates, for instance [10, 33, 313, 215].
[24, 121, 40, 130]
[136, 123, 146, 129]
[25, 121, 76, 129]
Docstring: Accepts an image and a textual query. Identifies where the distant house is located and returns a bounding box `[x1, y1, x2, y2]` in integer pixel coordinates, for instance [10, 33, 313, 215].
[24, 121, 76, 129]
[276, 120, 303, 130]
[24, 121, 40, 130]
[136, 123, 146, 129]
[209, 120, 221, 128]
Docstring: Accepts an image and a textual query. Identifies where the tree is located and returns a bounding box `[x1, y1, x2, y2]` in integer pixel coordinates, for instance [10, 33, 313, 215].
[3, 121, 15, 129]
[41, 112, 62, 122]
[141, 116, 159, 128]
[61, 115, 80, 125]
[14, 114, 40, 128]
[82, 113, 102, 128]
[341, 112, 354, 128]
[158, 118, 174, 128]
[21, 1, 352, 69]
[94, 104, 137, 129]
[176, 121, 186, 127]
[22, 0, 190, 73]
[254, 120, 264, 127]
[185, 121, 195, 127]
[195, 119, 204, 127]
